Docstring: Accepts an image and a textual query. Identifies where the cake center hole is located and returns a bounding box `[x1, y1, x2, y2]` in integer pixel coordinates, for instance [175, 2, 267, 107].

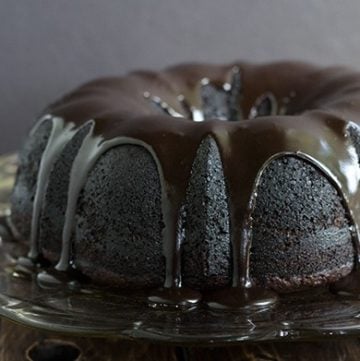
[144, 67, 292, 122]
[26, 340, 81, 361]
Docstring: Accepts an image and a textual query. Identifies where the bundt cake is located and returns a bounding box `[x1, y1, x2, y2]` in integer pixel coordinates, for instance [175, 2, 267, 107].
[9, 61, 360, 309]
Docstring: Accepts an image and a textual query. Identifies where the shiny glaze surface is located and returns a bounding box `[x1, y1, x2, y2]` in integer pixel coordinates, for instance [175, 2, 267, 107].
[20, 61, 360, 308]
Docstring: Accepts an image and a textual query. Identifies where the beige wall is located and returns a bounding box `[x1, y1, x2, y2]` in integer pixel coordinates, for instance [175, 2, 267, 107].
[1, 0, 360, 152]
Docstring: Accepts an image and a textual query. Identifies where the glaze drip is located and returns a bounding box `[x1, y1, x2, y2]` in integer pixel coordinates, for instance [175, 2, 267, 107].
[18, 62, 360, 308]
[28, 117, 76, 260]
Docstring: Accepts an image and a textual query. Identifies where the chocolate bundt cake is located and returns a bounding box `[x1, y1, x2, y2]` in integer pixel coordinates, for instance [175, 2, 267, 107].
[9, 61, 360, 308]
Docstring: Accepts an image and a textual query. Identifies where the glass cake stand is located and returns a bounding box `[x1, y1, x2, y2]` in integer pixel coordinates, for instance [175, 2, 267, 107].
[0, 153, 360, 346]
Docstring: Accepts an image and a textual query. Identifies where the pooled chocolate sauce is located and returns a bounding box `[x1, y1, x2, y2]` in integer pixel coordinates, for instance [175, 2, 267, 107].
[19, 61, 360, 309]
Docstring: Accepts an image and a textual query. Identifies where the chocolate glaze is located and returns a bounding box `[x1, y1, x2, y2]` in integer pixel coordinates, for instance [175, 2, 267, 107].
[28, 117, 76, 260]
[20, 61, 360, 308]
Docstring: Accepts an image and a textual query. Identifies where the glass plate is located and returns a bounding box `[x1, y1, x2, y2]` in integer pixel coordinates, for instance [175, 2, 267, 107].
[0, 153, 360, 345]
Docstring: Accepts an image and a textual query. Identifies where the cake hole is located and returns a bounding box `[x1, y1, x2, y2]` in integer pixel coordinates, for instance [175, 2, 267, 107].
[248, 92, 278, 119]
[144, 66, 244, 122]
[26, 340, 81, 361]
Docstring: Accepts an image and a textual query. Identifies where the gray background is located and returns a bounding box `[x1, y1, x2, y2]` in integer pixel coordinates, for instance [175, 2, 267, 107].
[2, 0, 360, 153]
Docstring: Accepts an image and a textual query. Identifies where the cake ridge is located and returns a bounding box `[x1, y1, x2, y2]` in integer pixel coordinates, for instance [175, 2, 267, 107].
[28, 116, 76, 259]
